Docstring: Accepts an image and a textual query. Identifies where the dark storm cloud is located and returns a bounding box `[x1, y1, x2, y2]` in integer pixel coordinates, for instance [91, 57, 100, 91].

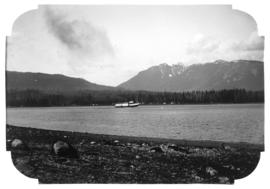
[44, 8, 114, 57]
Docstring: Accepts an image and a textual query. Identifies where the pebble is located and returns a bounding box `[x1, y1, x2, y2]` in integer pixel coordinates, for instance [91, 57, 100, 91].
[150, 146, 164, 153]
[194, 175, 203, 182]
[15, 157, 34, 176]
[205, 166, 218, 176]
[223, 165, 235, 170]
[167, 144, 178, 151]
[224, 145, 231, 150]
[191, 148, 201, 153]
[218, 176, 231, 184]
[15, 156, 30, 165]
[142, 143, 148, 147]
[223, 144, 235, 152]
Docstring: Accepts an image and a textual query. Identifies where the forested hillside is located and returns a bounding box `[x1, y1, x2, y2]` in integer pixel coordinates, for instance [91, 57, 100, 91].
[7, 89, 264, 107]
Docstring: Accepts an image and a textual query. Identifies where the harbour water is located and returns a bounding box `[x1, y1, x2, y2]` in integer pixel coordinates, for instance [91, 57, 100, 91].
[7, 104, 264, 144]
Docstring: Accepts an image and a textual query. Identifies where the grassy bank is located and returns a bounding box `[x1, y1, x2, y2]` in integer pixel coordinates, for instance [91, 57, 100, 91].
[6, 125, 262, 184]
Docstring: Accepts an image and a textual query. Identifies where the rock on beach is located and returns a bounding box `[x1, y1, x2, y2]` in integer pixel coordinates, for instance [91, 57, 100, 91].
[11, 139, 28, 150]
[52, 141, 78, 158]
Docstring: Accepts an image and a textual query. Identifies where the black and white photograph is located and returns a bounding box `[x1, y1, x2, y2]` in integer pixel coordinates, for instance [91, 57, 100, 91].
[5, 5, 264, 184]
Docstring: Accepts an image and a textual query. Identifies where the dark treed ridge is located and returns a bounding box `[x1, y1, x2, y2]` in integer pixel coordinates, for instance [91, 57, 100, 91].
[6, 89, 264, 107]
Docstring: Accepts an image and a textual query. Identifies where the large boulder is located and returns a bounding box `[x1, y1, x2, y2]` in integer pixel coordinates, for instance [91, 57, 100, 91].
[52, 141, 78, 158]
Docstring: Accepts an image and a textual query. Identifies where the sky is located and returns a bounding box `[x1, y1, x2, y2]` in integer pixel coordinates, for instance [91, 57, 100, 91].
[7, 5, 264, 86]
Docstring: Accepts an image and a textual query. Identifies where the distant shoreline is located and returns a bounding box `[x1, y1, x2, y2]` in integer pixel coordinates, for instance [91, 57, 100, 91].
[7, 88, 264, 107]
[6, 102, 265, 108]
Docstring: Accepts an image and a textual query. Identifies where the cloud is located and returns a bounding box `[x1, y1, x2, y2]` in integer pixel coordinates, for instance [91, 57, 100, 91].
[185, 32, 264, 63]
[186, 34, 220, 54]
[229, 32, 264, 51]
[44, 7, 114, 59]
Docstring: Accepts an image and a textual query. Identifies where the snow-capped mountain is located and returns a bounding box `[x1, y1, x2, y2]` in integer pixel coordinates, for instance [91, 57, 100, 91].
[118, 60, 264, 92]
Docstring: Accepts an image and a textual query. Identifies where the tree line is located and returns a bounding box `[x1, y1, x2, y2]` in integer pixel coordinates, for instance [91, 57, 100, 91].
[6, 89, 264, 107]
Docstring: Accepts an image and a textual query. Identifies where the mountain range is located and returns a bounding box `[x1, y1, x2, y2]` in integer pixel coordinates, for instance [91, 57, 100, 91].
[6, 60, 264, 93]
[118, 60, 264, 92]
[6, 71, 115, 93]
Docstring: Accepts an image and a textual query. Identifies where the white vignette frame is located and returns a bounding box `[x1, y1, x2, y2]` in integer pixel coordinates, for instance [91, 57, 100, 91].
[0, 0, 269, 188]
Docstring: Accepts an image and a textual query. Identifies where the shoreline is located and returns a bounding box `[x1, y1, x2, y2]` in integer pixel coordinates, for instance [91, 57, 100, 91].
[6, 124, 262, 184]
[6, 102, 264, 108]
[7, 124, 264, 151]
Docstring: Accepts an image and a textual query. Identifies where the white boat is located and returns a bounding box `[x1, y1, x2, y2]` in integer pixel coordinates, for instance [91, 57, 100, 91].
[114, 101, 140, 108]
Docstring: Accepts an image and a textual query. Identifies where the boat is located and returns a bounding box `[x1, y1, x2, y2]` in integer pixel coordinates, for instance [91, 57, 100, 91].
[114, 101, 140, 108]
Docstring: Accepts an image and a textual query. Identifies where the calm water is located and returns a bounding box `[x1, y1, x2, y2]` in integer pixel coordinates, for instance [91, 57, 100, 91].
[7, 104, 264, 144]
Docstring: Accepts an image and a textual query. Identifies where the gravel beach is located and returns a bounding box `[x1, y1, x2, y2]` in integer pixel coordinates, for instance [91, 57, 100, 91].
[6, 125, 262, 184]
